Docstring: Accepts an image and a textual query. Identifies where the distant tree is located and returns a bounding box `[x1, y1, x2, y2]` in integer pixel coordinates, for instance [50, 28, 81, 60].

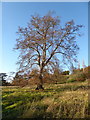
[43, 69, 53, 83]
[12, 72, 21, 86]
[0, 73, 9, 86]
[82, 60, 86, 72]
[61, 71, 70, 75]
[28, 68, 39, 85]
[70, 63, 77, 74]
[52, 61, 62, 84]
[14, 12, 83, 90]
[12, 71, 28, 87]
[83, 66, 90, 79]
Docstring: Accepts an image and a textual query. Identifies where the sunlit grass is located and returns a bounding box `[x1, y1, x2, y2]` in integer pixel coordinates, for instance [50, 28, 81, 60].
[2, 81, 89, 119]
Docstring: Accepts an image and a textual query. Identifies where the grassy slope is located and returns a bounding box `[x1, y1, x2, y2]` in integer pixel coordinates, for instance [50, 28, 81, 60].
[2, 81, 89, 119]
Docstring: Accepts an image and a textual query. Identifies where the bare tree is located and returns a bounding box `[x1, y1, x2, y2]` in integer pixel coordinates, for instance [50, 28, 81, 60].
[14, 12, 83, 90]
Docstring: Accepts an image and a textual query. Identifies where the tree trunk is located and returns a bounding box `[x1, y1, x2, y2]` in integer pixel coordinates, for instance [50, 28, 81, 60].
[35, 74, 44, 90]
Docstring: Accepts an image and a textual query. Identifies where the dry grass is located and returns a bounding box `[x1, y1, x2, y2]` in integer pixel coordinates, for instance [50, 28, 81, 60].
[2, 81, 89, 119]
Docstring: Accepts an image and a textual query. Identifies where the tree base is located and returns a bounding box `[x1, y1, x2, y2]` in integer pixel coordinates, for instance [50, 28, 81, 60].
[35, 84, 44, 90]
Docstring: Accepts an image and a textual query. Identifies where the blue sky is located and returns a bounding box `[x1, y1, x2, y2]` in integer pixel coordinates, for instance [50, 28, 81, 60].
[1, 2, 88, 74]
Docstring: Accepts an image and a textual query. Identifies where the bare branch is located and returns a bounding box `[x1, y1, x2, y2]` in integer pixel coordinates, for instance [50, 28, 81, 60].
[14, 12, 83, 86]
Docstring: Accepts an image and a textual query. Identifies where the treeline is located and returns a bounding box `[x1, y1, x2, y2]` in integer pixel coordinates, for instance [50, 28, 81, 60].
[1, 66, 90, 87]
[11, 69, 70, 87]
[11, 66, 90, 87]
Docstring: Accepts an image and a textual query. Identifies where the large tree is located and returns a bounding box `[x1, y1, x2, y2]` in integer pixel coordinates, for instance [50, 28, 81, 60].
[14, 12, 83, 90]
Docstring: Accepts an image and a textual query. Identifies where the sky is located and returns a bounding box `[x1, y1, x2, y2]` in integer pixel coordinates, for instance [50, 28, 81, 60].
[0, 2, 88, 75]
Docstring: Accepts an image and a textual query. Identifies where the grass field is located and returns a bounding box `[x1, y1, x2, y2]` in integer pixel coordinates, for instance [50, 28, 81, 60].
[2, 81, 89, 119]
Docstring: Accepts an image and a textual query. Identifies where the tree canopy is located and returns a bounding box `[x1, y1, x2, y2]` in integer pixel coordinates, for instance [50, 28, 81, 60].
[14, 12, 83, 89]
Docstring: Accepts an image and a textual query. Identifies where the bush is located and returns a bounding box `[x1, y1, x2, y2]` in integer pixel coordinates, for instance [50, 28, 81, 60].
[67, 72, 87, 83]
[61, 71, 70, 75]
[84, 66, 90, 79]
[75, 73, 86, 81]
[51, 75, 69, 84]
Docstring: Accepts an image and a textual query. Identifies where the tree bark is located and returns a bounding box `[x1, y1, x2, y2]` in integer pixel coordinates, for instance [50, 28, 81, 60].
[35, 70, 44, 90]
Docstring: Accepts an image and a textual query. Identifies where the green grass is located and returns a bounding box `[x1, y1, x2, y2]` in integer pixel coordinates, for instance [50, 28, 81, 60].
[2, 81, 89, 119]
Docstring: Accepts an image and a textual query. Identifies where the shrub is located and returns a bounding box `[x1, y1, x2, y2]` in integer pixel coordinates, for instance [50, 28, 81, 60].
[84, 66, 90, 79]
[51, 74, 69, 84]
[75, 73, 86, 81]
[67, 72, 87, 83]
[61, 71, 70, 75]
